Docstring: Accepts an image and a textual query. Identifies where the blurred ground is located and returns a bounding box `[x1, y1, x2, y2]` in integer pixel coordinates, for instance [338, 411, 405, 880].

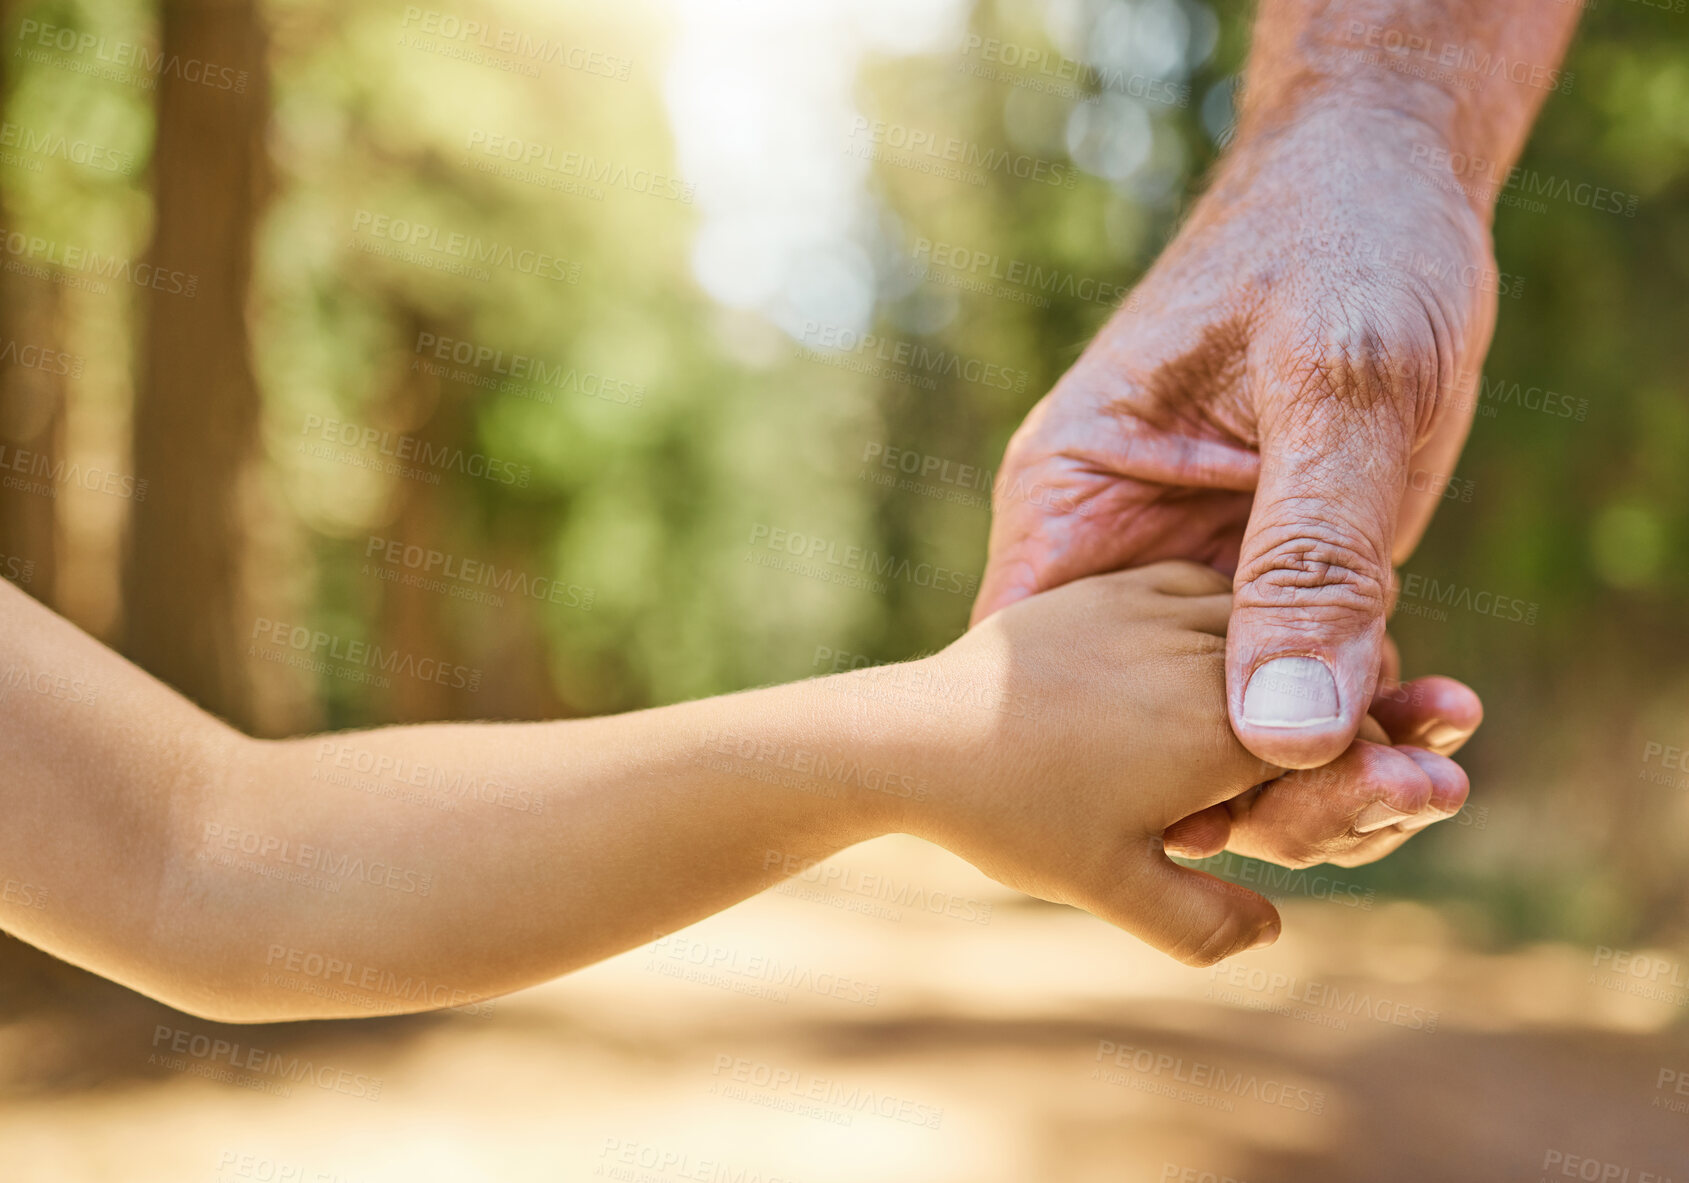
[3, 837, 1687, 1182]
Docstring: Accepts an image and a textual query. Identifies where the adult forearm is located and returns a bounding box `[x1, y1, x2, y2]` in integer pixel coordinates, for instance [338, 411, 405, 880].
[1240, 0, 1582, 213]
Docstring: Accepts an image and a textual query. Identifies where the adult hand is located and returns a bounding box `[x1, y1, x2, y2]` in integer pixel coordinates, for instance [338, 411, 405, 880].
[1163, 671, 1484, 868]
[973, 103, 1497, 770]
[918, 561, 1480, 963]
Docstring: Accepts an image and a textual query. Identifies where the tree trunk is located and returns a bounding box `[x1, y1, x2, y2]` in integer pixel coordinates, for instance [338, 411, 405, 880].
[0, 0, 63, 608]
[0, 276, 64, 607]
[122, 0, 269, 727]
[370, 314, 567, 725]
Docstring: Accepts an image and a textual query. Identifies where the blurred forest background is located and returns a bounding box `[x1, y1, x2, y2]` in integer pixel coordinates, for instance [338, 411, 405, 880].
[6, 1, 1689, 1178]
[0, 0, 1686, 977]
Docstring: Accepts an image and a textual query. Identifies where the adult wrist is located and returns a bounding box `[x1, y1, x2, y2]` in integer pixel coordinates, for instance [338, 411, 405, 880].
[1219, 94, 1500, 226]
[1234, 3, 1577, 218]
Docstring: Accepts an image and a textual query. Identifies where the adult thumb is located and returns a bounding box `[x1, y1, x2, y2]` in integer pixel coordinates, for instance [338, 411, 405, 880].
[1227, 394, 1408, 769]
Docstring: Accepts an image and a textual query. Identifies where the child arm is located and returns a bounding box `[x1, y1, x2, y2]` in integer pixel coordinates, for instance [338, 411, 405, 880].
[0, 565, 1467, 1023]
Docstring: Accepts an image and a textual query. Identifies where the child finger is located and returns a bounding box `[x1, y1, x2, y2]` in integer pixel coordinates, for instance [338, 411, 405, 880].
[1179, 592, 1232, 638]
[1163, 804, 1232, 859]
[1097, 847, 1281, 967]
[1137, 560, 1232, 598]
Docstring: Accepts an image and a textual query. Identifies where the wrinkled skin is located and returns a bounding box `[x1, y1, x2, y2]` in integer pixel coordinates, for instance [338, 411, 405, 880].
[975, 104, 1499, 864]
[928, 562, 1475, 963]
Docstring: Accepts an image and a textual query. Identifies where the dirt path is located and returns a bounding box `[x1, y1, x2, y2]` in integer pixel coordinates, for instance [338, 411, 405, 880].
[2, 837, 1685, 1181]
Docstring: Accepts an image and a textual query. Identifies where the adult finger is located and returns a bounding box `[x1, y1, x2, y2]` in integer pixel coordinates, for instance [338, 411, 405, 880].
[1221, 741, 1438, 869]
[971, 385, 1262, 627]
[1162, 711, 1399, 863]
[1227, 331, 1421, 769]
[1391, 745, 1471, 829]
[1379, 631, 1402, 690]
[1368, 675, 1484, 756]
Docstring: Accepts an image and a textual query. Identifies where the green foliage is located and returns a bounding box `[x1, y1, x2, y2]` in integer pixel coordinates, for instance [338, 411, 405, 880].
[7, 0, 1689, 939]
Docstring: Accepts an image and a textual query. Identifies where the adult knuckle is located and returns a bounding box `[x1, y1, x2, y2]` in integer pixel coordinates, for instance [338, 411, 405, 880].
[1293, 761, 1380, 813]
[1235, 518, 1390, 616]
[993, 435, 1039, 496]
[1267, 831, 1332, 871]
[1282, 296, 1439, 418]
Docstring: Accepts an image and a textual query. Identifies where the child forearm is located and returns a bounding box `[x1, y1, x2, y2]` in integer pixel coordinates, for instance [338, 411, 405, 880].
[197, 683, 939, 1022]
[1, 566, 1479, 1023]
[0, 579, 937, 1022]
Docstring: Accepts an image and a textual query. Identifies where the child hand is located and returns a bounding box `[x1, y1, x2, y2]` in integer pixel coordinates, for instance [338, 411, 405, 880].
[1161, 672, 1477, 870]
[893, 561, 1468, 966]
